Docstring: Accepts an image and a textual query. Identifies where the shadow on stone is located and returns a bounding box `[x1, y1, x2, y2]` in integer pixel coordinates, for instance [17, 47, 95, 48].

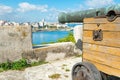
[75, 39, 83, 51]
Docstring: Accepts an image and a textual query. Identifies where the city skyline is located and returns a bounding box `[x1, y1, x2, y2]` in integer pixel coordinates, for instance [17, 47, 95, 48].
[0, 0, 120, 22]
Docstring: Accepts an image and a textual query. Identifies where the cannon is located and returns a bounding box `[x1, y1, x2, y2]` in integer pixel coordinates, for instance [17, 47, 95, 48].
[58, 5, 120, 23]
[58, 5, 120, 80]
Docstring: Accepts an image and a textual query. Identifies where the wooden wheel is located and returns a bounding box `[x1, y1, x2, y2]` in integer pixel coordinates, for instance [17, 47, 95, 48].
[72, 62, 102, 80]
[101, 72, 108, 80]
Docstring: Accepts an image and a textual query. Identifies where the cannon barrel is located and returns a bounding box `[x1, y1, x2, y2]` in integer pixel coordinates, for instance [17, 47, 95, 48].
[58, 5, 120, 23]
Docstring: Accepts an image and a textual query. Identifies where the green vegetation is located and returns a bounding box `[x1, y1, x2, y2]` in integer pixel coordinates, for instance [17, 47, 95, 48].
[57, 32, 75, 43]
[49, 73, 61, 79]
[62, 64, 67, 66]
[0, 59, 47, 72]
[32, 44, 37, 46]
[64, 75, 68, 78]
[61, 67, 64, 70]
[61, 64, 70, 72]
[41, 41, 55, 44]
[65, 68, 70, 72]
[30, 61, 48, 66]
[0, 68, 4, 72]
[75, 54, 82, 57]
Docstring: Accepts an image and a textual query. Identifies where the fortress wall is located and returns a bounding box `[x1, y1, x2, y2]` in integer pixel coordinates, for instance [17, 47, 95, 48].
[0, 26, 33, 63]
[23, 42, 82, 62]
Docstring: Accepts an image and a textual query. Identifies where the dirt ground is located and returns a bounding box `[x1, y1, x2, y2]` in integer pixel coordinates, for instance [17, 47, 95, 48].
[0, 56, 119, 80]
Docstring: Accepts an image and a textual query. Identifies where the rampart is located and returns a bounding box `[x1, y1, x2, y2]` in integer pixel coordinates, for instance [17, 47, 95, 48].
[0, 26, 82, 63]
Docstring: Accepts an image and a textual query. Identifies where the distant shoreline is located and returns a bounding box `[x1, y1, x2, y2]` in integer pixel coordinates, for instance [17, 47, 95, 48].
[32, 28, 73, 32]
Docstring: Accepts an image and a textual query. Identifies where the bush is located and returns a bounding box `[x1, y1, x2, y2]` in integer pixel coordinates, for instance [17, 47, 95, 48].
[0, 61, 12, 70]
[0, 59, 29, 70]
[12, 59, 29, 70]
[57, 32, 75, 43]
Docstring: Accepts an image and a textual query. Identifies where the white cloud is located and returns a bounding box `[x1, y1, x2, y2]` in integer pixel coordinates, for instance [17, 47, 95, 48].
[0, 5, 13, 15]
[47, 7, 81, 22]
[17, 2, 48, 12]
[85, 0, 115, 8]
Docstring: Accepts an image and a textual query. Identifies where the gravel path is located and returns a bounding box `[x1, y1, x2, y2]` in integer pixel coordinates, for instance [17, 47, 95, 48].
[0, 57, 82, 80]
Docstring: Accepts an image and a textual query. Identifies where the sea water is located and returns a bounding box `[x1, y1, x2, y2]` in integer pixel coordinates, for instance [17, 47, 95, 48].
[32, 30, 70, 45]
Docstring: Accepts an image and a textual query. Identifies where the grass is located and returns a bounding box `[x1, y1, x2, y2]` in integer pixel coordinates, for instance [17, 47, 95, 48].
[31, 61, 48, 66]
[0, 59, 47, 72]
[61, 64, 70, 72]
[0, 68, 4, 72]
[49, 73, 61, 79]
[64, 75, 69, 78]
[61, 67, 64, 70]
[75, 54, 82, 57]
[62, 64, 67, 66]
[65, 68, 70, 72]
[32, 44, 37, 46]
[41, 41, 55, 44]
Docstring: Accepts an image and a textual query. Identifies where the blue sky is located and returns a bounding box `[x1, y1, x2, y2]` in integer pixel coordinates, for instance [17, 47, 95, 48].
[0, 0, 120, 22]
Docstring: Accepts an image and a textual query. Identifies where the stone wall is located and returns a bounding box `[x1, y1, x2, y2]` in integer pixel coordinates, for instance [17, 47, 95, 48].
[0, 26, 33, 63]
[73, 25, 83, 43]
[23, 42, 81, 62]
[73, 25, 83, 53]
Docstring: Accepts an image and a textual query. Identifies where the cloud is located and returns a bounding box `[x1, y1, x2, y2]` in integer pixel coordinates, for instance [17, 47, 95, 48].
[17, 2, 48, 12]
[0, 5, 13, 15]
[85, 0, 115, 8]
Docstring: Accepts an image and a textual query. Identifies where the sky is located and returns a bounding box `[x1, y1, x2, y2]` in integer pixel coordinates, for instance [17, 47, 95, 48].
[0, 0, 120, 23]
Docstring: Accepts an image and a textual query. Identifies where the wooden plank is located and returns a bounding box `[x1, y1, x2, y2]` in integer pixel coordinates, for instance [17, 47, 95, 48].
[83, 43, 120, 57]
[83, 49, 120, 70]
[84, 23, 120, 31]
[83, 59, 120, 77]
[83, 31, 120, 47]
[84, 31, 120, 39]
[84, 17, 120, 24]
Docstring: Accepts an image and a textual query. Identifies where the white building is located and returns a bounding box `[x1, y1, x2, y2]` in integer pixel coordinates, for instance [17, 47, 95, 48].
[56, 24, 68, 28]
[39, 19, 45, 27]
[32, 23, 39, 28]
[22, 22, 30, 26]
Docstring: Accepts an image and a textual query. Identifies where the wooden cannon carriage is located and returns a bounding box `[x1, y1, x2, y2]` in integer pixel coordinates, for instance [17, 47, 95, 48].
[72, 17, 120, 80]
[58, 5, 120, 80]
